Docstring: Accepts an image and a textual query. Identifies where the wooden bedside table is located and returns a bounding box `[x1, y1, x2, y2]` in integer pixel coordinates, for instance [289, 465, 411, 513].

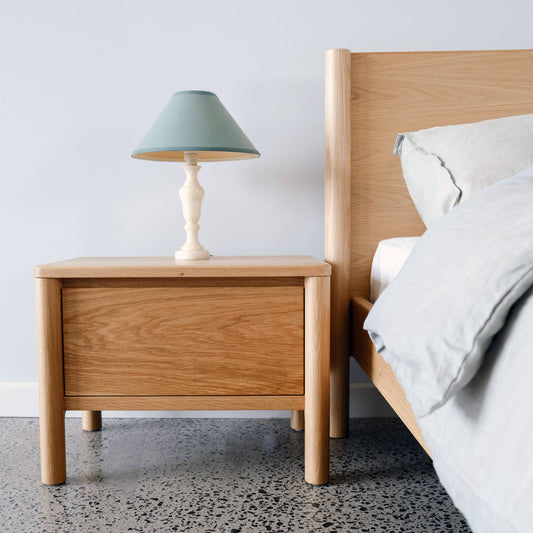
[34, 256, 331, 485]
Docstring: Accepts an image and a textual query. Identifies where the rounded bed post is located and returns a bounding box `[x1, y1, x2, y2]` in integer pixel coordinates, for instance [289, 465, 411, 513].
[325, 48, 351, 438]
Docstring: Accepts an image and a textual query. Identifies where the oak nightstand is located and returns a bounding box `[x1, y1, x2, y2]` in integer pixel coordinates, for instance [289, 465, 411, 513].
[34, 256, 331, 485]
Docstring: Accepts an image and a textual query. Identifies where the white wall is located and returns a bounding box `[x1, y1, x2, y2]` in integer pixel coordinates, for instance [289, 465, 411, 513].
[1, 0, 531, 415]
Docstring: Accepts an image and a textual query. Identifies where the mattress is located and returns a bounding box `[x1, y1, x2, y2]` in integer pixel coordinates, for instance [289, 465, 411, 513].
[370, 237, 419, 302]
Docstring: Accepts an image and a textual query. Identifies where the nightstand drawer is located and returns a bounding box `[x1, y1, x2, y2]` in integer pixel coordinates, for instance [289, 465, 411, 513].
[62, 285, 304, 396]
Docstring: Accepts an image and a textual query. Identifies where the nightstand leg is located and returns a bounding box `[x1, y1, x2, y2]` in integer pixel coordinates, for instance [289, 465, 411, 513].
[82, 411, 102, 431]
[304, 276, 330, 485]
[36, 279, 66, 485]
[290, 410, 305, 431]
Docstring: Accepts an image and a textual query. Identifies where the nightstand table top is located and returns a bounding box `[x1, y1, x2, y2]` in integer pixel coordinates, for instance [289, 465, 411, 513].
[34, 255, 331, 279]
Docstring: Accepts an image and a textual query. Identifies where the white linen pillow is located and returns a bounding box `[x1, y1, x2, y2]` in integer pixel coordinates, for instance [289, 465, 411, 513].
[394, 113, 533, 226]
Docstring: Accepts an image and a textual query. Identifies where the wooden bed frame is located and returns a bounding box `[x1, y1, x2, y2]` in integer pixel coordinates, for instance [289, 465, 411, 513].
[325, 49, 533, 451]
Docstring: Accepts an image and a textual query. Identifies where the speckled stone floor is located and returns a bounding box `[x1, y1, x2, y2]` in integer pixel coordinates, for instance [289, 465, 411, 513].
[0, 418, 470, 532]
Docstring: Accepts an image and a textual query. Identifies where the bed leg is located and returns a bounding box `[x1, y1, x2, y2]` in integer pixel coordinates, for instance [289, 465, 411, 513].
[330, 347, 349, 438]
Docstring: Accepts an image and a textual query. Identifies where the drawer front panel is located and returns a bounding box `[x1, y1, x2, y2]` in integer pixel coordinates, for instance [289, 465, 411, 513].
[63, 286, 303, 396]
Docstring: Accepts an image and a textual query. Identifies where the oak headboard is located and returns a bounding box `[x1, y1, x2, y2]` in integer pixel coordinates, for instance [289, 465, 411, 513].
[325, 49, 533, 436]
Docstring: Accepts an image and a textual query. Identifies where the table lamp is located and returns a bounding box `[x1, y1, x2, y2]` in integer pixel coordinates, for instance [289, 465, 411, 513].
[132, 90, 260, 260]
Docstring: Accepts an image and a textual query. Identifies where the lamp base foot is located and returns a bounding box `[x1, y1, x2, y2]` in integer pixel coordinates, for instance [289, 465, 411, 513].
[175, 249, 210, 260]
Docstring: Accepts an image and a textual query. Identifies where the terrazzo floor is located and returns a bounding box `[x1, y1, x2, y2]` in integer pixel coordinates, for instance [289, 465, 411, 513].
[0, 417, 470, 532]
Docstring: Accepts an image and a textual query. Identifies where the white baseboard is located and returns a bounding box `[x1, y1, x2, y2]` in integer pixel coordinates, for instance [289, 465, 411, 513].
[0, 382, 395, 418]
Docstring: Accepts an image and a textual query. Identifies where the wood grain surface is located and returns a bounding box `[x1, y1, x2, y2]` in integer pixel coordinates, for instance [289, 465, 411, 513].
[35, 256, 331, 279]
[64, 395, 305, 411]
[325, 48, 351, 438]
[62, 277, 303, 289]
[36, 278, 66, 484]
[63, 286, 304, 396]
[325, 49, 533, 455]
[304, 276, 330, 484]
[350, 50, 533, 299]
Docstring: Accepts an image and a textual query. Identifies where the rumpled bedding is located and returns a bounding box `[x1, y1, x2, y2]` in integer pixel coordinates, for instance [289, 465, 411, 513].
[364, 168, 533, 532]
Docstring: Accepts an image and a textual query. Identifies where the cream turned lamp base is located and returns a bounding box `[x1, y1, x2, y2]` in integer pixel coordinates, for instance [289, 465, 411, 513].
[175, 151, 210, 260]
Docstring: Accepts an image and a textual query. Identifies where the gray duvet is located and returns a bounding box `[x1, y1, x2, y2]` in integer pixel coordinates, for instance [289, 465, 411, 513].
[364, 168, 533, 532]
[420, 286, 533, 532]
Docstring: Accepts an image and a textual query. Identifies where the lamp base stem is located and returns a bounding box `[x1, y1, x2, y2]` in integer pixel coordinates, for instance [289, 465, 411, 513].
[175, 151, 210, 261]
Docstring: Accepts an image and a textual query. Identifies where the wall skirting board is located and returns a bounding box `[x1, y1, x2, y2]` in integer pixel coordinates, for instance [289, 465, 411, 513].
[0, 382, 395, 418]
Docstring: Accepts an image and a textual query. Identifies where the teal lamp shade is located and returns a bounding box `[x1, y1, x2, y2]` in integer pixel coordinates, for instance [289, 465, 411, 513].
[131, 91, 260, 162]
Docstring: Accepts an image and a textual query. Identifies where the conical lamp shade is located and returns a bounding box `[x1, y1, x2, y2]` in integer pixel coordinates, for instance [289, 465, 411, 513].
[131, 91, 260, 162]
